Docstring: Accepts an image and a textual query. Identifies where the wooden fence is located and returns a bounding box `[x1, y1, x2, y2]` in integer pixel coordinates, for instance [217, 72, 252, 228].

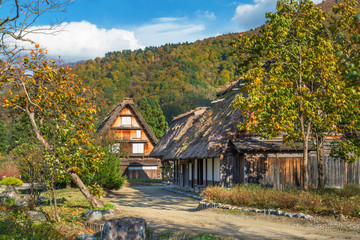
[246, 153, 360, 189]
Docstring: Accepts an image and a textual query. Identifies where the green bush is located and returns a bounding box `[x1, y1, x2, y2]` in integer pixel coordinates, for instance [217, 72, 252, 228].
[84, 148, 126, 191]
[1, 177, 23, 186]
[3, 198, 16, 207]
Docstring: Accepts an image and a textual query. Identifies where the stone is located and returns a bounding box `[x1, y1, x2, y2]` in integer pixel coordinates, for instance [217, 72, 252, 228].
[271, 210, 282, 216]
[101, 217, 147, 240]
[3, 186, 18, 199]
[301, 214, 314, 220]
[27, 210, 47, 223]
[76, 234, 97, 240]
[84, 210, 114, 221]
[294, 213, 306, 219]
[15, 200, 28, 207]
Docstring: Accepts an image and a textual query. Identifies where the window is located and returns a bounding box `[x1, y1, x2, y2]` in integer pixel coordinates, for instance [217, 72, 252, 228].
[132, 143, 144, 154]
[122, 116, 131, 125]
[135, 130, 141, 139]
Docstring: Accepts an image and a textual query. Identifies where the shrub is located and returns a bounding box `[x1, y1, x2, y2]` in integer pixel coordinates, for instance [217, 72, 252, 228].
[1, 177, 23, 186]
[0, 162, 20, 179]
[3, 198, 16, 207]
[202, 184, 360, 218]
[85, 148, 126, 191]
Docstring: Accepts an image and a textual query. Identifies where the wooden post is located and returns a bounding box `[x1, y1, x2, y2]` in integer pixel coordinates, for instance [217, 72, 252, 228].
[197, 159, 200, 185]
[205, 158, 208, 186]
[191, 161, 195, 188]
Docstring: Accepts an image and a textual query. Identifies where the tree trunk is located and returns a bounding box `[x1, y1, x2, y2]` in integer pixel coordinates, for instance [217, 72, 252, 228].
[28, 111, 52, 151]
[68, 170, 104, 208]
[316, 134, 325, 189]
[51, 178, 61, 222]
[303, 136, 309, 191]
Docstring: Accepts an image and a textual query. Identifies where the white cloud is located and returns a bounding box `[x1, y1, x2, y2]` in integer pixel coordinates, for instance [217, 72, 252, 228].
[232, 0, 276, 31]
[19, 18, 208, 61]
[232, 0, 325, 31]
[135, 18, 206, 47]
[196, 10, 216, 20]
[27, 21, 143, 62]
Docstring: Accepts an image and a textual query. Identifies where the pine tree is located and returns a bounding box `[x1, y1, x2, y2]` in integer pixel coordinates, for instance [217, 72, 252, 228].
[138, 97, 168, 139]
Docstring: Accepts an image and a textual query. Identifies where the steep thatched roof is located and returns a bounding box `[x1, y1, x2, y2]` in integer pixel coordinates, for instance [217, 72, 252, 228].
[150, 80, 244, 160]
[149, 107, 207, 158]
[97, 98, 158, 146]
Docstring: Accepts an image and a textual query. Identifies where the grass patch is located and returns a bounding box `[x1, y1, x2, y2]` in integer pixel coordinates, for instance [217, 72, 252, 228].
[202, 184, 360, 218]
[0, 187, 102, 239]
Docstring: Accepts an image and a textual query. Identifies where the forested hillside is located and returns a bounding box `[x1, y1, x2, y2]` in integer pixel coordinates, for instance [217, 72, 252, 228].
[72, 34, 241, 124]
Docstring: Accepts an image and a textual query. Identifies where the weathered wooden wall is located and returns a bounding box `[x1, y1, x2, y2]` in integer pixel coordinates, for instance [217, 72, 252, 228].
[122, 167, 161, 179]
[220, 147, 243, 187]
[246, 153, 360, 189]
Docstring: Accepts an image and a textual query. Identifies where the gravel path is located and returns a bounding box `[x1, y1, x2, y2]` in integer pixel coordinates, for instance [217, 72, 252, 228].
[105, 185, 360, 239]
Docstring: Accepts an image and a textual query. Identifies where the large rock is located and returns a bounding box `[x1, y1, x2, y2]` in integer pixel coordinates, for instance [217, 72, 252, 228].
[101, 217, 147, 240]
[27, 210, 47, 223]
[84, 210, 114, 221]
[2, 186, 18, 199]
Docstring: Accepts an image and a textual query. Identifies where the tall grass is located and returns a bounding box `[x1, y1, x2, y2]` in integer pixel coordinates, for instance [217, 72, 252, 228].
[202, 184, 360, 217]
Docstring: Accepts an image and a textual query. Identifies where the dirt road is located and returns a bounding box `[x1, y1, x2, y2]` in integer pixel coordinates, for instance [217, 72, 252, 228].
[105, 185, 360, 239]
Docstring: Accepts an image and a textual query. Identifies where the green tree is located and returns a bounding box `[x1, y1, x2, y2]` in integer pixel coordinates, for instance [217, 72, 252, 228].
[233, 0, 359, 190]
[84, 146, 126, 191]
[328, 0, 360, 164]
[138, 97, 168, 139]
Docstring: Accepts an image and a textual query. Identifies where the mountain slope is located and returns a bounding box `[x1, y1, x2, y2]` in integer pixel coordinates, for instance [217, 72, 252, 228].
[72, 34, 241, 123]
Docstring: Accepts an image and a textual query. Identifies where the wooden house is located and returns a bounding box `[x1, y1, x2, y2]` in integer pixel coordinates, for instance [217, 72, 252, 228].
[150, 81, 360, 191]
[97, 98, 161, 179]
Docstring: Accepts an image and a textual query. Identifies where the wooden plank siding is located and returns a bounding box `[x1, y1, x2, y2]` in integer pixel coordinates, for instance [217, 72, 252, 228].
[122, 166, 161, 179]
[244, 154, 360, 189]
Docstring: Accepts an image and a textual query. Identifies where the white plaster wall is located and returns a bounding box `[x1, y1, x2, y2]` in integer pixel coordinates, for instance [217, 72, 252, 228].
[207, 159, 213, 180]
[214, 158, 220, 181]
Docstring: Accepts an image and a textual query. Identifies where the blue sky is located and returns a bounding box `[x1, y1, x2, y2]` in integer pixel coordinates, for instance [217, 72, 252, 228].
[15, 0, 322, 62]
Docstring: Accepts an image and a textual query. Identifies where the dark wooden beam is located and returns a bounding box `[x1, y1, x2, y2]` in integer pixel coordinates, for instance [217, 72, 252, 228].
[205, 158, 208, 186]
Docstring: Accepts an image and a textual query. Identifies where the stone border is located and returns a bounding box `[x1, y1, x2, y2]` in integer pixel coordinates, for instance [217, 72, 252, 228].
[162, 186, 313, 220]
[197, 201, 314, 219]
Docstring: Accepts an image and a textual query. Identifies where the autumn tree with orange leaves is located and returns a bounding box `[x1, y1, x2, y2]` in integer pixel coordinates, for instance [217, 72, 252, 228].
[1, 46, 104, 209]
